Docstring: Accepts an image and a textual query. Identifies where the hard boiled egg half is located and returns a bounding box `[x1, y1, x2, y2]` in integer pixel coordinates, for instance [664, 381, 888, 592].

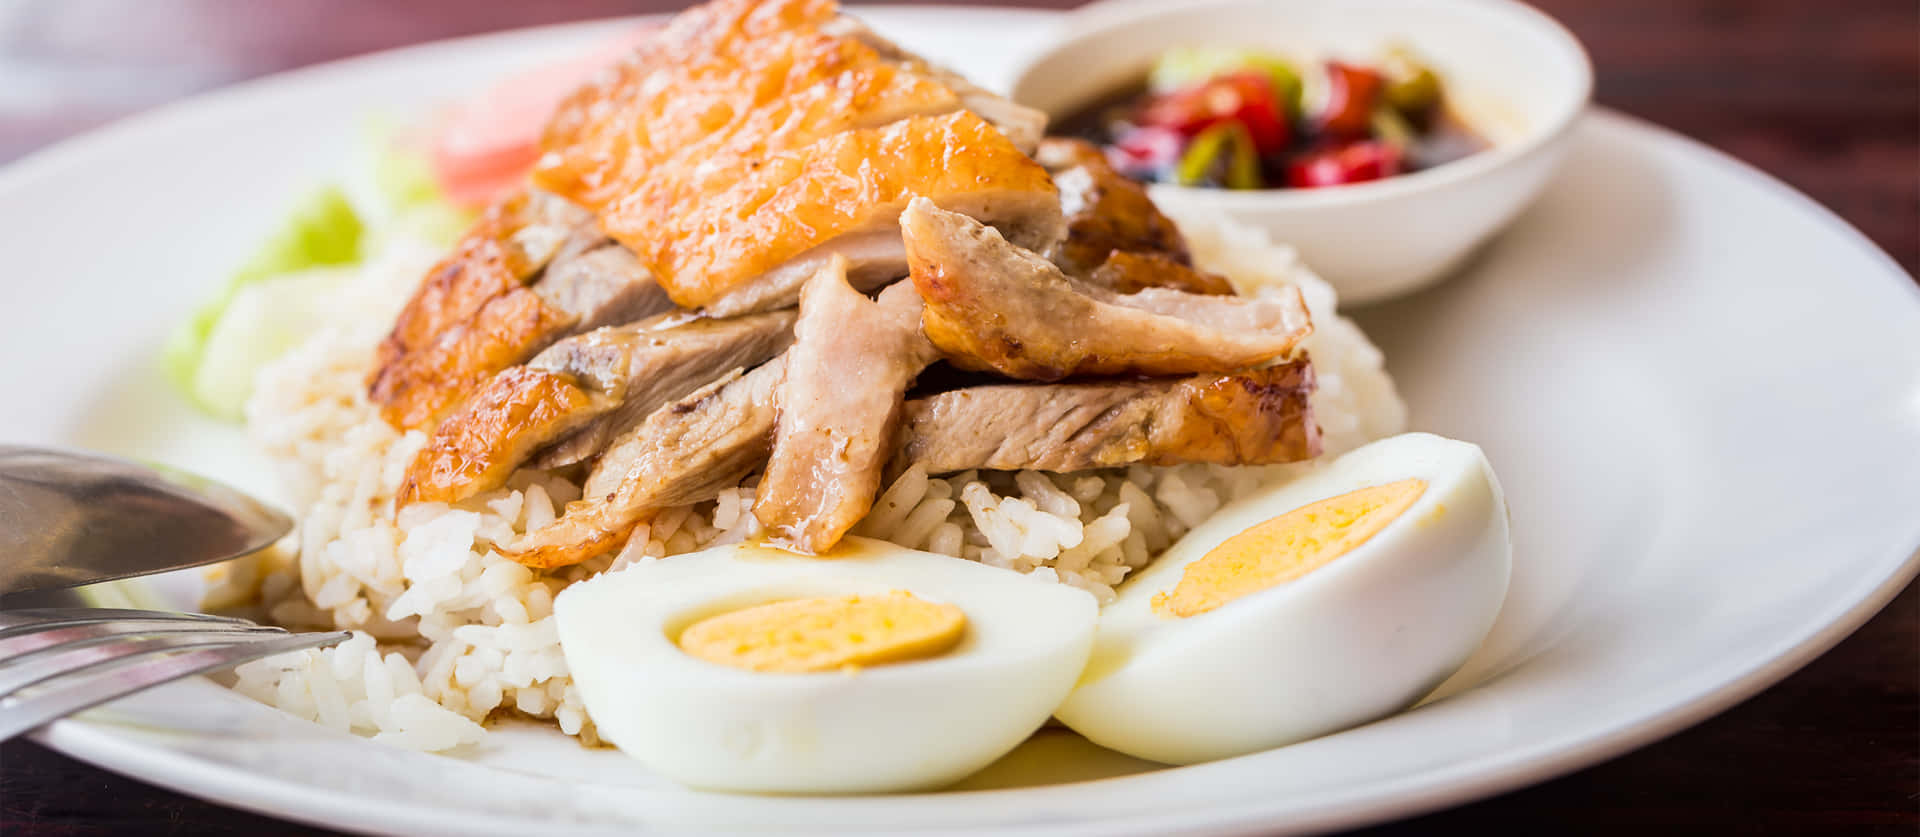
[1054, 433, 1512, 765]
[553, 537, 1097, 793]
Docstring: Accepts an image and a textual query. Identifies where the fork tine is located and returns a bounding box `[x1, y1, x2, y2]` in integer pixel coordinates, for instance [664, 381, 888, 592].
[0, 629, 292, 698]
[0, 620, 292, 663]
[0, 630, 351, 742]
[0, 608, 249, 636]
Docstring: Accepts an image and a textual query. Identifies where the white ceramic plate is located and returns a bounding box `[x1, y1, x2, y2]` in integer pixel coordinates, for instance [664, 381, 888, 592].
[2, 8, 1916, 836]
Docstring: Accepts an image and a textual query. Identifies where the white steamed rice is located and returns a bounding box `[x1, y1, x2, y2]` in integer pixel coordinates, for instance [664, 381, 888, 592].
[209, 205, 1406, 751]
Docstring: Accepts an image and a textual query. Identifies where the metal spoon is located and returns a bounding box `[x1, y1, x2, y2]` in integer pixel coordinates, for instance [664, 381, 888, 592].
[0, 446, 290, 596]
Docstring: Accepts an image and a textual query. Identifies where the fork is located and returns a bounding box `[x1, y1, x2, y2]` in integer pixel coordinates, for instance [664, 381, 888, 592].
[0, 607, 349, 742]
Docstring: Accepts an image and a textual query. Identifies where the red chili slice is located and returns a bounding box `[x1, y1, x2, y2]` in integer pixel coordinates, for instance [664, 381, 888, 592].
[1107, 125, 1189, 179]
[1138, 71, 1291, 156]
[1318, 62, 1385, 142]
[1286, 141, 1404, 188]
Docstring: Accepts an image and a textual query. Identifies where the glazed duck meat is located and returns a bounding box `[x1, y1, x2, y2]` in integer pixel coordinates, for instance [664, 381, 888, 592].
[1084, 251, 1237, 298]
[521, 313, 794, 471]
[369, 0, 1339, 566]
[506, 259, 940, 566]
[899, 360, 1321, 474]
[532, 0, 1063, 315]
[1034, 138, 1226, 292]
[368, 190, 671, 429]
[509, 356, 790, 569]
[500, 357, 1318, 570]
[753, 259, 941, 553]
[400, 310, 796, 505]
[903, 198, 1312, 381]
[373, 0, 1060, 429]
[532, 243, 677, 335]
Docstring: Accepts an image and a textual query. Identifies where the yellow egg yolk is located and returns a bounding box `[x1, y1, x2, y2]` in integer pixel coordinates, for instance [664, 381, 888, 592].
[677, 591, 966, 673]
[1152, 478, 1428, 618]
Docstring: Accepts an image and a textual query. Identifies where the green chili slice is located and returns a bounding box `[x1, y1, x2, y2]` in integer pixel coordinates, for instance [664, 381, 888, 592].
[1176, 122, 1263, 189]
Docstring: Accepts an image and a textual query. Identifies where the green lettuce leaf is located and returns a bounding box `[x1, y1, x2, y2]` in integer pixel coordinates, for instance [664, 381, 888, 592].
[163, 186, 364, 414]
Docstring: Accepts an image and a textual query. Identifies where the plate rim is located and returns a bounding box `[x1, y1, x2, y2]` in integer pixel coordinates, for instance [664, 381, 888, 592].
[7, 7, 1918, 836]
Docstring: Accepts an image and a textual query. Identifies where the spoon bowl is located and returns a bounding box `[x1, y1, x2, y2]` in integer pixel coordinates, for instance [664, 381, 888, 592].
[0, 446, 291, 596]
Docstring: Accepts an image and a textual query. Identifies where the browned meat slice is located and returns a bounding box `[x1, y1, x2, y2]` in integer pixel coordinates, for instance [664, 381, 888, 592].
[532, 244, 678, 333]
[754, 260, 940, 553]
[506, 356, 788, 569]
[1036, 139, 1234, 295]
[526, 309, 796, 469]
[1086, 250, 1236, 297]
[399, 310, 796, 506]
[1035, 138, 1206, 282]
[369, 190, 675, 430]
[903, 198, 1311, 381]
[898, 359, 1321, 474]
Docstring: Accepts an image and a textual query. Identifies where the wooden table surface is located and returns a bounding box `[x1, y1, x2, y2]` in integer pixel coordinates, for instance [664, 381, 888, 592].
[1, 1, 1914, 833]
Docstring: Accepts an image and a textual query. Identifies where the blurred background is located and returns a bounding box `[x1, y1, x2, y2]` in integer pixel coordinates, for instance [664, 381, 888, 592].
[0, 1, 1913, 834]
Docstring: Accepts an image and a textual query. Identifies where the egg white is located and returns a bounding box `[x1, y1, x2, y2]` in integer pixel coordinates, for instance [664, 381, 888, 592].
[553, 537, 1099, 793]
[1054, 432, 1512, 765]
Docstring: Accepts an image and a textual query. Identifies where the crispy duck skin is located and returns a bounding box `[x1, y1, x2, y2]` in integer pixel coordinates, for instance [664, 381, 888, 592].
[372, 287, 578, 432]
[898, 359, 1322, 474]
[367, 190, 674, 430]
[369, 191, 591, 428]
[1087, 250, 1236, 297]
[505, 357, 789, 569]
[902, 198, 1311, 381]
[1036, 138, 1232, 295]
[538, 2, 1040, 211]
[824, 16, 1046, 153]
[535, 0, 919, 211]
[754, 260, 940, 553]
[399, 366, 605, 508]
[1034, 138, 1216, 287]
[399, 310, 796, 506]
[611, 110, 1060, 315]
[533, 0, 1060, 315]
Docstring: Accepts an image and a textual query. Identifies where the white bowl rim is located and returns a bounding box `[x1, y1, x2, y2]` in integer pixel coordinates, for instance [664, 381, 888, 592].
[1007, 0, 1596, 210]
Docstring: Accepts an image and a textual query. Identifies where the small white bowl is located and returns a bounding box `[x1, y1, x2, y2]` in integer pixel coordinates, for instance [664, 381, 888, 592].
[1009, 0, 1592, 305]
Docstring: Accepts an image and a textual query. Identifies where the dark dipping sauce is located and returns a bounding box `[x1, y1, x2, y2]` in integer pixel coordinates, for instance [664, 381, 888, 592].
[1055, 52, 1492, 191]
